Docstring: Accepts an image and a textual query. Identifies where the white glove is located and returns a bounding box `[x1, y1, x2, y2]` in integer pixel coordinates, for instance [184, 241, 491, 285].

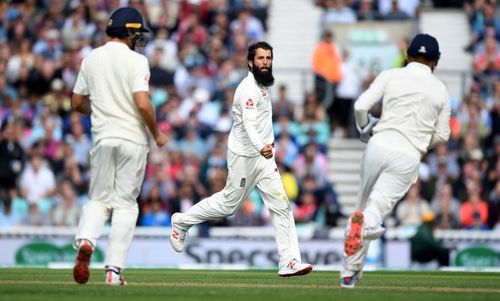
[356, 113, 379, 143]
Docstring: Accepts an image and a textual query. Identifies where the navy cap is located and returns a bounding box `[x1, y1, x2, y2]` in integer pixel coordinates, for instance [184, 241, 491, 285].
[107, 7, 149, 33]
[407, 33, 440, 60]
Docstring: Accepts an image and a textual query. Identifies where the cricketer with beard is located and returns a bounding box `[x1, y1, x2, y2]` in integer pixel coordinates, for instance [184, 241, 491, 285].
[168, 41, 313, 277]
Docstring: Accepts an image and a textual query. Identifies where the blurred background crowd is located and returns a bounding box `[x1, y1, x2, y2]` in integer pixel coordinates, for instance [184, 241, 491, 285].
[0, 0, 498, 237]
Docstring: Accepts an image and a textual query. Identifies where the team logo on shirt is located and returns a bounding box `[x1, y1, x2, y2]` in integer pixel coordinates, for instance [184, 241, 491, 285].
[245, 98, 254, 108]
[261, 90, 266, 97]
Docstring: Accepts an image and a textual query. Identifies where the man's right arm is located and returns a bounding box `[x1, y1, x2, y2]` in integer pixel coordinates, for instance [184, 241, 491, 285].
[72, 58, 91, 114]
[354, 71, 389, 128]
[133, 91, 167, 147]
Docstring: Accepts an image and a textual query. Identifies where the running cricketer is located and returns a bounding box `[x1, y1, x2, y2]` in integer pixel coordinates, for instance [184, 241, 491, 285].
[71, 7, 167, 285]
[169, 41, 313, 277]
[340, 33, 451, 288]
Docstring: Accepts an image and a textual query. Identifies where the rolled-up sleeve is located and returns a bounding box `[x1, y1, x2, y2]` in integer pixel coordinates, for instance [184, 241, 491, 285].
[73, 58, 89, 95]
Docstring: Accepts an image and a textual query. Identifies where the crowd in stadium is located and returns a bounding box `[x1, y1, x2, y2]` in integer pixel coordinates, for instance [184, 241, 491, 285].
[0, 0, 498, 235]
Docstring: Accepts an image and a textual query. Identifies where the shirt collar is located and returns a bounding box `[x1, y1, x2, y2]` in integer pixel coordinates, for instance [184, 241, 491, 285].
[406, 62, 432, 74]
[248, 71, 255, 81]
[106, 41, 130, 50]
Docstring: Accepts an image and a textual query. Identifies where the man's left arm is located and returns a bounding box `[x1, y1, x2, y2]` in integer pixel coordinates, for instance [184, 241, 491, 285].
[71, 93, 91, 115]
[428, 90, 451, 150]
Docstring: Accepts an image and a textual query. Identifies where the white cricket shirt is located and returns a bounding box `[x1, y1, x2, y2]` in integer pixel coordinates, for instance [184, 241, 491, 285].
[228, 72, 274, 157]
[73, 41, 150, 145]
[354, 62, 450, 155]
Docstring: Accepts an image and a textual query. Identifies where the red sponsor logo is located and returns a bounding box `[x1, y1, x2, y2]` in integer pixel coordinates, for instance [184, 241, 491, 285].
[245, 98, 254, 107]
[172, 230, 180, 239]
[287, 261, 296, 269]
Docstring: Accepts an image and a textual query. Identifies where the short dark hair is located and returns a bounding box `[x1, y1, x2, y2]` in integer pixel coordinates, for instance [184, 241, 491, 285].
[247, 41, 273, 63]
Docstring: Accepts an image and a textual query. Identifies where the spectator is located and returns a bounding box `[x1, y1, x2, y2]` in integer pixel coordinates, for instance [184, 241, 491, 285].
[473, 36, 500, 74]
[274, 129, 299, 168]
[458, 132, 485, 165]
[0, 195, 23, 228]
[51, 180, 80, 227]
[22, 202, 51, 226]
[487, 180, 500, 229]
[357, 0, 383, 21]
[272, 84, 295, 122]
[178, 127, 209, 161]
[460, 183, 489, 229]
[382, 0, 411, 21]
[333, 48, 364, 138]
[278, 161, 299, 203]
[396, 183, 432, 227]
[311, 31, 342, 113]
[148, 45, 175, 90]
[229, 198, 263, 226]
[0, 119, 24, 192]
[229, 7, 264, 43]
[141, 198, 171, 227]
[410, 212, 451, 267]
[392, 37, 410, 68]
[431, 183, 461, 229]
[32, 28, 63, 62]
[454, 159, 483, 202]
[19, 153, 56, 205]
[5, 38, 34, 84]
[177, 12, 209, 47]
[43, 79, 71, 118]
[427, 143, 460, 182]
[297, 92, 330, 148]
[466, 3, 500, 53]
[378, 0, 420, 18]
[293, 143, 329, 188]
[64, 117, 91, 168]
[293, 190, 318, 224]
[322, 0, 357, 27]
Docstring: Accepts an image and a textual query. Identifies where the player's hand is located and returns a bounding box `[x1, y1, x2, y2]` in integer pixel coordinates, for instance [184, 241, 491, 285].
[260, 144, 273, 159]
[154, 132, 168, 147]
[356, 113, 379, 143]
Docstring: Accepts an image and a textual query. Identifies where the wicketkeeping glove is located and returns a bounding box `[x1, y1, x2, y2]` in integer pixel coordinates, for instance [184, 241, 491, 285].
[356, 113, 379, 143]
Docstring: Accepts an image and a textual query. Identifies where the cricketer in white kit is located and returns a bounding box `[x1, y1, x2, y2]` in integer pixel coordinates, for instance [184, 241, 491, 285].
[340, 34, 451, 288]
[169, 41, 313, 277]
[71, 7, 167, 286]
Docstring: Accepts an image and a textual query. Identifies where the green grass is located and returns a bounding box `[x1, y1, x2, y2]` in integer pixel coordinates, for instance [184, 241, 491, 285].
[1, 269, 499, 301]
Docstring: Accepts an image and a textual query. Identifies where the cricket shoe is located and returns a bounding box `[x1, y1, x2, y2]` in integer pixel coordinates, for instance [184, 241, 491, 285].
[345, 211, 364, 256]
[73, 240, 93, 284]
[340, 271, 362, 289]
[170, 213, 188, 252]
[278, 259, 313, 277]
[105, 266, 127, 286]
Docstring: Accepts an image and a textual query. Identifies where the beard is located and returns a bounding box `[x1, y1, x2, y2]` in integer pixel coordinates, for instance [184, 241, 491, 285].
[251, 65, 275, 87]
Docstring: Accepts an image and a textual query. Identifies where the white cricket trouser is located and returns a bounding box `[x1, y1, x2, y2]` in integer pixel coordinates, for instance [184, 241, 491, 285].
[74, 137, 149, 269]
[342, 132, 420, 277]
[175, 150, 301, 266]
